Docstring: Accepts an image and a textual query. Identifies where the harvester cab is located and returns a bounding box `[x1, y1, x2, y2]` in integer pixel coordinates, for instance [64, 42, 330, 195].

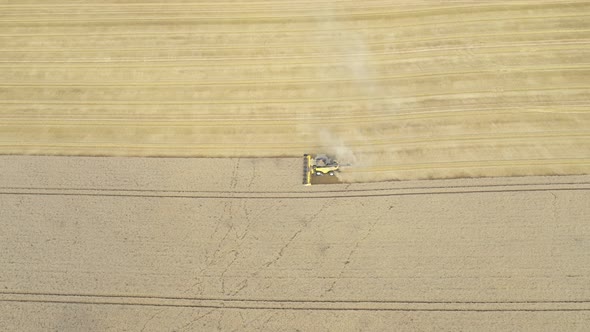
[303, 154, 341, 185]
[312, 154, 340, 176]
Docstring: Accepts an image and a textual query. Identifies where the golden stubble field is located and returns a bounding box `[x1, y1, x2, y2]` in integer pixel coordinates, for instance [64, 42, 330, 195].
[0, 1, 589, 181]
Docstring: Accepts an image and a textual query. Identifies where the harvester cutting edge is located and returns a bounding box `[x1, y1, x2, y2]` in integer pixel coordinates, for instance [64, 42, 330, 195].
[303, 154, 312, 185]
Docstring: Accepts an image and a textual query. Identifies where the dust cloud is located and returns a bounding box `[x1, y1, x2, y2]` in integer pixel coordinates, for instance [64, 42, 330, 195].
[302, 5, 397, 183]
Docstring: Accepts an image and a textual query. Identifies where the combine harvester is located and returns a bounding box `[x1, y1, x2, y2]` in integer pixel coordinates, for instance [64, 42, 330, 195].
[303, 154, 348, 185]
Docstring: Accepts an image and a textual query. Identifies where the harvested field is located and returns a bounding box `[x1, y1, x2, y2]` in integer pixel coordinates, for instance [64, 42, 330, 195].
[2, 1, 590, 330]
[0, 1, 589, 180]
[1, 156, 590, 330]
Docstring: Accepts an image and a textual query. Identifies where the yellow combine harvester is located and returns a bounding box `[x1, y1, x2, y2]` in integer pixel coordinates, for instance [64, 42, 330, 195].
[303, 154, 340, 185]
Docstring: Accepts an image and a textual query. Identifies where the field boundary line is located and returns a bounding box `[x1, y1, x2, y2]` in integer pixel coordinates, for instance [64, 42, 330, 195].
[1, 292, 589, 312]
[1, 183, 588, 200]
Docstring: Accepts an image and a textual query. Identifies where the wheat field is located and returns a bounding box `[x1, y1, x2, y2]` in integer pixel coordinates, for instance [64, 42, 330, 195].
[0, 1, 589, 180]
[1, 1, 590, 331]
[1, 156, 589, 330]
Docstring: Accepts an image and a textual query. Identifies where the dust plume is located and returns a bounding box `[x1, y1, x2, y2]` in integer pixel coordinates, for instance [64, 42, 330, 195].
[306, 4, 396, 183]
